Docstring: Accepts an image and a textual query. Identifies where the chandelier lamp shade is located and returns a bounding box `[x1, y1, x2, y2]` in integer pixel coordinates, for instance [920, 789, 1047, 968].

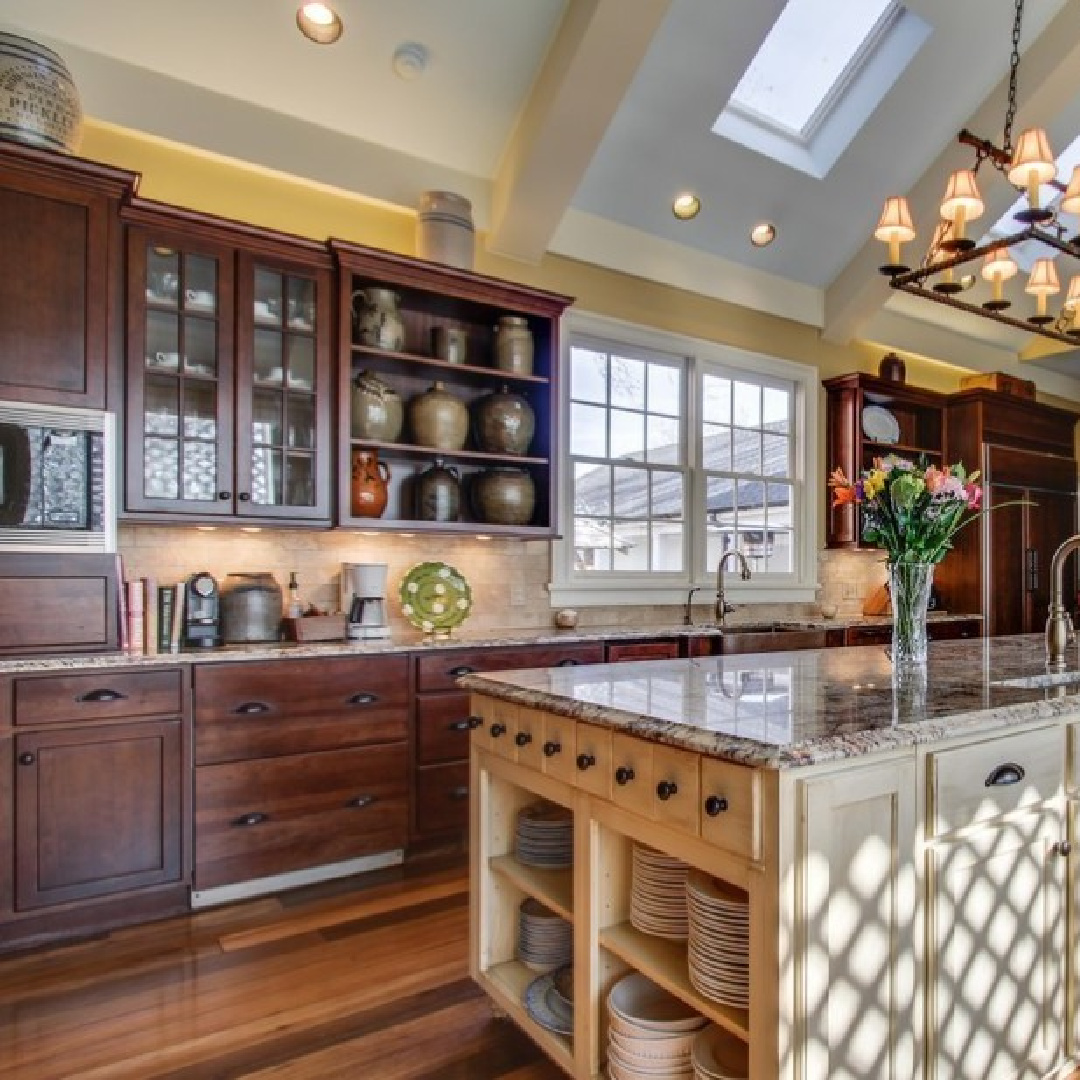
[874, 0, 1080, 345]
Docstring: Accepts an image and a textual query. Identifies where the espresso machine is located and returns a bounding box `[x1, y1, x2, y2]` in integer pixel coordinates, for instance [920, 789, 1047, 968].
[342, 562, 391, 640]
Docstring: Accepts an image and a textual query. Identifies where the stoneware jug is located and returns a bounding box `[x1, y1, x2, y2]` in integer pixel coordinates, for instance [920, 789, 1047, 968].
[415, 458, 462, 522]
[352, 287, 405, 351]
[494, 316, 534, 376]
[473, 385, 535, 455]
[351, 448, 391, 518]
[0, 33, 82, 153]
[351, 369, 404, 441]
[472, 467, 536, 526]
[408, 381, 469, 451]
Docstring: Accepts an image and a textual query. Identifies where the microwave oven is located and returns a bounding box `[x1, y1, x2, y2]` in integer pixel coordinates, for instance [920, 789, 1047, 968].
[0, 400, 116, 552]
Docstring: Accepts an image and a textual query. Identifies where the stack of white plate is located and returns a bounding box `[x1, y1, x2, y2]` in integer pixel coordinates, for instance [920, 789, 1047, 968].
[686, 871, 750, 1009]
[630, 843, 690, 939]
[691, 1025, 749, 1079]
[606, 972, 707, 1079]
[516, 801, 573, 868]
[517, 897, 573, 971]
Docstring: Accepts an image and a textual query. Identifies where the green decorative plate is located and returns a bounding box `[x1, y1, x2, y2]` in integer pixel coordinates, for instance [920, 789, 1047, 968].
[399, 561, 472, 635]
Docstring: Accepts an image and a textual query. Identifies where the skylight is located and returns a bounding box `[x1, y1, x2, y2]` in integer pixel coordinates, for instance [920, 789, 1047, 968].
[713, 0, 929, 179]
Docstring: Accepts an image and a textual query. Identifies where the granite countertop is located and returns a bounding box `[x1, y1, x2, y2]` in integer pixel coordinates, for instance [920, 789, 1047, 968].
[460, 633, 1076, 770]
[0, 611, 979, 675]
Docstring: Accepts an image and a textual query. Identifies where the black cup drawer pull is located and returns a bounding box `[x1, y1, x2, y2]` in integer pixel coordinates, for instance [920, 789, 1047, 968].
[656, 780, 678, 801]
[577, 753, 596, 771]
[234, 701, 270, 715]
[448, 785, 469, 800]
[449, 665, 477, 677]
[985, 762, 1026, 787]
[704, 795, 730, 816]
[543, 741, 562, 757]
[490, 722, 507, 737]
[347, 692, 378, 706]
[345, 794, 376, 809]
[556, 658, 582, 667]
[615, 766, 635, 786]
[233, 812, 269, 827]
[515, 731, 533, 746]
[78, 688, 127, 703]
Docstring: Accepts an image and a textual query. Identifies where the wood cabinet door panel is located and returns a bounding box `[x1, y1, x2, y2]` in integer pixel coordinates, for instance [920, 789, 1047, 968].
[1026, 488, 1076, 633]
[14, 669, 183, 725]
[415, 643, 604, 692]
[987, 483, 1026, 638]
[415, 691, 475, 766]
[412, 761, 469, 840]
[195, 744, 407, 889]
[15, 721, 183, 909]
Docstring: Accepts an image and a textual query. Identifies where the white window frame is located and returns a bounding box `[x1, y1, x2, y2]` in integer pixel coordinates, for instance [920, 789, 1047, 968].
[550, 310, 819, 609]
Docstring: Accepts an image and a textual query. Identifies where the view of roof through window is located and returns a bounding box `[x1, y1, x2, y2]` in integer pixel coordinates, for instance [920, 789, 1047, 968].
[727, 0, 900, 139]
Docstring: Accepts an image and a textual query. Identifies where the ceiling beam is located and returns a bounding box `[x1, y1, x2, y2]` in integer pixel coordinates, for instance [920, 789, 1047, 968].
[486, 0, 673, 264]
[823, 0, 1080, 348]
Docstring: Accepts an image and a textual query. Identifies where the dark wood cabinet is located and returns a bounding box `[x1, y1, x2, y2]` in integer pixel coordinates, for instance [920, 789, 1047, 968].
[936, 392, 1078, 636]
[192, 656, 409, 893]
[409, 642, 604, 845]
[0, 143, 134, 410]
[122, 201, 333, 524]
[1, 665, 189, 952]
[331, 241, 573, 537]
[605, 640, 681, 662]
[844, 618, 982, 647]
[824, 373, 946, 548]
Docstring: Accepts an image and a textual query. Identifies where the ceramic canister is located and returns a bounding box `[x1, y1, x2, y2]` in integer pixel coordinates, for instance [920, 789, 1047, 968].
[352, 288, 405, 351]
[472, 467, 536, 526]
[408, 381, 469, 451]
[0, 34, 82, 153]
[219, 572, 284, 643]
[472, 385, 535, 455]
[416, 190, 475, 270]
[351, 370, 404, 441]
[494, 316, 534, 376]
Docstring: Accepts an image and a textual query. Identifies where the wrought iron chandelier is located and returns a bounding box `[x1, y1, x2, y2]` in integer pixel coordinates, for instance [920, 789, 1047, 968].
[875, 0, 1080, 345]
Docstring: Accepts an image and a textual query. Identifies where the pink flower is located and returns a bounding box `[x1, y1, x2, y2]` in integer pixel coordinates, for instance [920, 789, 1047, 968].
[965, 482, 982, 510]
[924, 465, 946, 493]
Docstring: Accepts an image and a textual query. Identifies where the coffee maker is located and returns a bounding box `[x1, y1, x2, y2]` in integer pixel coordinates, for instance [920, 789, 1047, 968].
[342, 562, 391, 640]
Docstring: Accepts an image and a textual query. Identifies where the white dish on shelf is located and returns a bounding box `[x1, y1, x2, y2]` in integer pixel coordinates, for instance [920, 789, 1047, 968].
[861, 405, 900, 444]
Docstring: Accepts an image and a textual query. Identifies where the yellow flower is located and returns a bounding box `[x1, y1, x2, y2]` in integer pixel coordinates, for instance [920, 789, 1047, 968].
[862, 469, 886, 499]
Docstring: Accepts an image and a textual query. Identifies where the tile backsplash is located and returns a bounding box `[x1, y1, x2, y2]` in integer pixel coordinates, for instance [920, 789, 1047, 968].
[118, 526, 892, 634]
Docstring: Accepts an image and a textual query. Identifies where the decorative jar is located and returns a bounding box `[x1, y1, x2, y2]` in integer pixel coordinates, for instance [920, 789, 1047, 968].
[416, 190, 475, 270]
[415, 458, 461, 522]
[408, 381, 469, 451]
[350, 449, 391, 518]
[889, 561, 934, 666]
[472, 385, 535, 455]
[351, 370, 403, 442]
[494, 316, 534, 375]
[0, 34, 82, 153]
[472, 467, 536, 526]
[352, 287, 405, 351]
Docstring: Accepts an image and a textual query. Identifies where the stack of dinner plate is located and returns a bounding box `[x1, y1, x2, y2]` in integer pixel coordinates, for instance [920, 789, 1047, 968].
[606, 972, 707, 1079]
[686, 871, 750, 1009]
[515, 800, 573, 868]
[517, 897, 573, 971]
[691, 1025, 749, 1079]
[630, 843, 690, 939]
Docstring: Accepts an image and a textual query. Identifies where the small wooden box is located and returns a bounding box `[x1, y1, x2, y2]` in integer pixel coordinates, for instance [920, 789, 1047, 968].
[959, 372, 1036, 400]
[283, 614, 347, 642]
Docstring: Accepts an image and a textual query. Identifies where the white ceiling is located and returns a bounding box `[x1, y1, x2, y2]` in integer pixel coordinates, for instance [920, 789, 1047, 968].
[6, 0, 1080, 391]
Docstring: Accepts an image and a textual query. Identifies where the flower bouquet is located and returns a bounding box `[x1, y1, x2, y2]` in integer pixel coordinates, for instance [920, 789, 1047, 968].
[829, 455, 983, 664]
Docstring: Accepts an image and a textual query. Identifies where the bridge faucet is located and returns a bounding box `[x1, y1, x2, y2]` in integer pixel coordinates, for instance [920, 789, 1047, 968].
[715, 550, 752, 627]
[1046, 534, 1080, 670]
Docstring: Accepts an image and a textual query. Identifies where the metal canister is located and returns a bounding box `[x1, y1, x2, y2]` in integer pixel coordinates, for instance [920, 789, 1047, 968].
[220, 572, 283, 643]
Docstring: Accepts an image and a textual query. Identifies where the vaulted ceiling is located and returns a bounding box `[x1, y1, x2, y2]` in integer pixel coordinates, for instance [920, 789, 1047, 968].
[6, 0, 1080, 394]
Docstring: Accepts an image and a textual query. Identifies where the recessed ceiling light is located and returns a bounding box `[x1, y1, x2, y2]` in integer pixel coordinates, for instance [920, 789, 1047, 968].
[296, 3, 343, 45]
[672, 193, 701, 221]
[750, 222, 777, 247]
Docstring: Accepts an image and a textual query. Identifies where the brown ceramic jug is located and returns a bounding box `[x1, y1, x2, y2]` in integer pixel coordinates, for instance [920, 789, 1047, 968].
[351, 448, 391, 517]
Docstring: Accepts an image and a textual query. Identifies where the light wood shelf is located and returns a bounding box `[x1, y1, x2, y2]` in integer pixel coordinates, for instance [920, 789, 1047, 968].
[486, 959, 575, 1072]
[490, 854, 573, 920]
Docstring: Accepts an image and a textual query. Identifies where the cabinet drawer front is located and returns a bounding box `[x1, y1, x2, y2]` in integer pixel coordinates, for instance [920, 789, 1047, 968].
[611, 732, 653, 815]
[845, 625, 892, 647]
[416, 643, 604, 692]
[512, 706, 546, 770]
[416, 691, 476, 766]
[927, 619, 981, 641]
[541, 713, 577, 784]
[700, 757, 760, 861]
[412, 761, 469, 840]
[605, 640, 680, 662]
[14, 669, 183, 725]
[929, 727, 1063, 835]
[471, 696, 517, 758]
[195, 744, 407, 889]
[573, 723, 612, 799]
[195, 656, 408, 719]
[650, 745, 700, 834]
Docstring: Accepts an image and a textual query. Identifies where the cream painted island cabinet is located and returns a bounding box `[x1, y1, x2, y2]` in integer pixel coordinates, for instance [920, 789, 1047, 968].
[463, 636, 1080, 1080]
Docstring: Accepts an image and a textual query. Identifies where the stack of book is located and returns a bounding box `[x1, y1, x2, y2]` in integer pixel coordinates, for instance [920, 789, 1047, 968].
[121, 578, 187, 654]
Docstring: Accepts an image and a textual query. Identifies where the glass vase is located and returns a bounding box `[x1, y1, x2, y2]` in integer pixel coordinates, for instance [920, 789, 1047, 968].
[889, 561, 934, 666]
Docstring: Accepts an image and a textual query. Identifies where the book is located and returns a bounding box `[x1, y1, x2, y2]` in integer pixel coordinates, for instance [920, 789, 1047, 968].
[143, 577, 158, 655]
[116, 555, 129, 652]
[126, 577, 146, 653]
[169, 582, 185, 653]
[157, 585, 176, 654]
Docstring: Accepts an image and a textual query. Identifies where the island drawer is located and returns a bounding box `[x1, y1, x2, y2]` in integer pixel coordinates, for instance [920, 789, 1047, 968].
[195, 743, 407, 889]
[471, 696, 518, 758]
[928, 726, 1062, 835]
[700, 757, 761, 861]
[416, 643, 604, 692]
[14, 669, 184, 725]
[540, 713, 577, 784]
[573, 722, 612, 799]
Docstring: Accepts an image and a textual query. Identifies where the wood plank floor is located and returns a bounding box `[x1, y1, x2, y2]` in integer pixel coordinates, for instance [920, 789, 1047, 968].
[0, 856, 563, 1080]
[2, 857, 1077, 1079]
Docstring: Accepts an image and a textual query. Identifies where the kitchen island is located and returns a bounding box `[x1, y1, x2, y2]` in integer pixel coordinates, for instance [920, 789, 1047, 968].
[463, 635, 1080, 1080]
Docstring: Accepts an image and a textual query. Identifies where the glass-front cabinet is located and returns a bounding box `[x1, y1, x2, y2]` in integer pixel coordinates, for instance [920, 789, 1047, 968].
[123, 204, 332, 524]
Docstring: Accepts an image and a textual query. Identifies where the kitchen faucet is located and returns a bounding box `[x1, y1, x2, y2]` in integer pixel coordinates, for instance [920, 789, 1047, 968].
[1046, 534, 1080, 670]
[715, 550, 752, 627]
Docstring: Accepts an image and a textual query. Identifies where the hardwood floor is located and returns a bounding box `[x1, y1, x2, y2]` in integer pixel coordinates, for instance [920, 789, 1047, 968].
[3, 857, 1077, 1080]
[0, 856, 563, 1080]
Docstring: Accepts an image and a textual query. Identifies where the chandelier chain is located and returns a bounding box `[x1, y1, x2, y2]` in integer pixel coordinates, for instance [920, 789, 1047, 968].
[1002, 0, 1026, 156]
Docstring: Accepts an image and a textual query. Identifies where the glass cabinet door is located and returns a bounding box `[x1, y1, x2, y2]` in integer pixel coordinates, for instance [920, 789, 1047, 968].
[235, 260, 329, 520]
[127, 232, 235, 516]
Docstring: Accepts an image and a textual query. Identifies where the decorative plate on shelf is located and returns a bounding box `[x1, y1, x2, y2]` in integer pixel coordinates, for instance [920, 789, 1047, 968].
[861, 405, 901, 444]
[523, 970, 574, 1036]
[399, 561, 472, 635]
